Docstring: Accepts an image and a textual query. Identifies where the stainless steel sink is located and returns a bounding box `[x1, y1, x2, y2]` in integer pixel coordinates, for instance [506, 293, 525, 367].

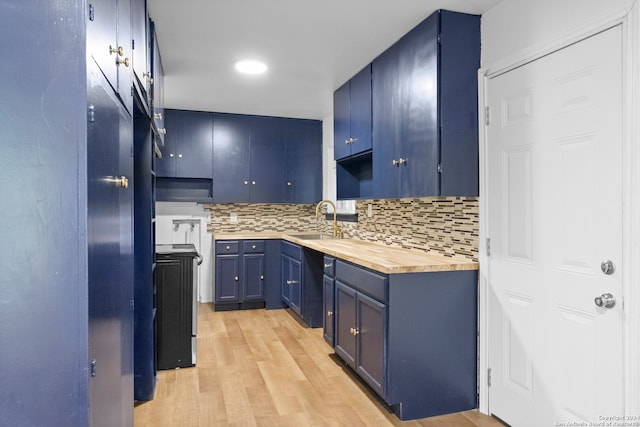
[289, 233, 339, 240]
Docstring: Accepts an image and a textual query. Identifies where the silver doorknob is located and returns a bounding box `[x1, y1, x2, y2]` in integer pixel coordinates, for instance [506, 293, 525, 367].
[595, 293, 616, 309]
[601, 260, 615, 275]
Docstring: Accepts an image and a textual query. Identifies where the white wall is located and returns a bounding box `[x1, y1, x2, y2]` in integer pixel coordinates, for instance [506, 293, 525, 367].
[481, 0, 631, 68]
[156, 202, 214, 302]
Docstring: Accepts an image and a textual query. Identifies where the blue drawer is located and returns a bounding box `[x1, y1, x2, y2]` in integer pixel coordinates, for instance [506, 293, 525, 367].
[242, 240, 265, 253]
[335, 259, 387, 303]
[216, 240, 239, 254]
[323, 255, 335, 278]
[281, 241, 302, 260]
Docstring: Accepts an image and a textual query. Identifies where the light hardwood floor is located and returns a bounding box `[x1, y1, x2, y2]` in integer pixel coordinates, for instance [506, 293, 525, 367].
[134, 304, 504, 427]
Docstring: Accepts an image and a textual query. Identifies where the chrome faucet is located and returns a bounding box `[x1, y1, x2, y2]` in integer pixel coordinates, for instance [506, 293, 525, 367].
[315, 199, 343, 238]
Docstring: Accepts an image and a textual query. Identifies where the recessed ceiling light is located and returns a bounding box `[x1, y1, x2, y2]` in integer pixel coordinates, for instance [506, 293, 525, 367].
[235, 60, 268, 75]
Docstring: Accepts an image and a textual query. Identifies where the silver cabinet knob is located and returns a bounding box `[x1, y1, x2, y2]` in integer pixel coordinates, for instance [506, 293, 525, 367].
[252, 245, 256, 250]
[595, 293, 616, 309]
[601, 260, 615, 275]
[169, 153, 174, 158]
[178, 154, 182, 158]
[234, 276, 239, 281]
[252, 181, 256, 185]
[244, 181, 248, 185]
[225, 246, 230, 251]
[324, 263, 332, 269]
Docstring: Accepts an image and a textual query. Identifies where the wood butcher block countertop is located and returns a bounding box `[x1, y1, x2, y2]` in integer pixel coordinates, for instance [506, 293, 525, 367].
[213, 232, 478, 274]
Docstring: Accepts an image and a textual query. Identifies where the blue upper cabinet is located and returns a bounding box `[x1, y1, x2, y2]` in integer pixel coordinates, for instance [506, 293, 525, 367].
[131, 0, 151, 103]
[250, 116, 286, 203]
[371, 10, 480, 198]
[334, 64, 372, 161]
[150, 20, 165, 143]
[285, 119, 322, 204]
[158, 109, 213, 179]
[87, 0, 133, 113]
[213, 113, 322, 204]
[212, 113, 253, 202]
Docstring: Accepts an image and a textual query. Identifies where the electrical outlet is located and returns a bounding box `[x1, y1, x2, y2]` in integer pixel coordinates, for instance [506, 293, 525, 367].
[367, 204, 373, 218]
[230, 213, 238, 224]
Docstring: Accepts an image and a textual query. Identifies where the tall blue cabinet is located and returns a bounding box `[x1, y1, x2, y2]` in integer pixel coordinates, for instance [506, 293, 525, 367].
[1, 0, 159, 425]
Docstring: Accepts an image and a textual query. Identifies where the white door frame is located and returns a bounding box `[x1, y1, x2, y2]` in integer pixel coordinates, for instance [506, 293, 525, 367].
[478, 4, 640, 416]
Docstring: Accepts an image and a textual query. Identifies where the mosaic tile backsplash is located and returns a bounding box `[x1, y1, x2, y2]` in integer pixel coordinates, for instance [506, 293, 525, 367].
[205, 197, 479, 261]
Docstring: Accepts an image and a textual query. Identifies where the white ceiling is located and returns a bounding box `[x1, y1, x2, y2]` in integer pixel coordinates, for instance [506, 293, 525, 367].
[147, 0, 501, 120]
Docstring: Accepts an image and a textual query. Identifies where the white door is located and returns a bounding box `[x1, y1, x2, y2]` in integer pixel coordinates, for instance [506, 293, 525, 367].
[487, 26, 624, 426]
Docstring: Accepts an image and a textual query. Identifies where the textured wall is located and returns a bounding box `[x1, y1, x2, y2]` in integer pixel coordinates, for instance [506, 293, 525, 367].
[206, 197, 478, 260]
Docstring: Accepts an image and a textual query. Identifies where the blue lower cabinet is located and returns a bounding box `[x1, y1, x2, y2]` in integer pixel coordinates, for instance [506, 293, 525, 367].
[323, 274, 335, 346]
[214, 240, 266, 310]
[280, 242, 324, 327]
[334, 259, 478, 421]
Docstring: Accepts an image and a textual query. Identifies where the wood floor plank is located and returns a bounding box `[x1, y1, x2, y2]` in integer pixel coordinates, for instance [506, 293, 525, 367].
[134, 305, 504, 427]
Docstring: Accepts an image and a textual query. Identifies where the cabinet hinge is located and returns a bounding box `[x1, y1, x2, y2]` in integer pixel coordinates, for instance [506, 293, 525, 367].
[485, 106, 490, 126]
[486, 238, 491, 257]
[88, 3, 95, 21]
[132, 39, 135, 51]
[90, 359, 97, 377]
[487, 368, 492, 387]
[88, 105, 95, 123]
[437, 163, 442, 173]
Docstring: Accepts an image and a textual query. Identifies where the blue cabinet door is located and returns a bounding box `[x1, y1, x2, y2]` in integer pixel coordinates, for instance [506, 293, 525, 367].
[372, 43, 402, 198]
[281, 255, 291, 306]
[87, 64, 134, 427]
[323, 274, 335, 347]
[117, 0, 133, 113]
[243, 253, 265, 301]
[284, 119, 322, 203]
[156, 110, 177, 177]
[438, 11, 480, 196]
[175, 110, 213, 178]
[131, 0, 149, 97]
[87, 0, 118, 92]
[158, 110, 213, 179]
[348, 64, 372, 157]
[333, 81, 351, 160]
[87, 0, 132, 112]
[213, 113, 251, 202]
[215, 254, 240, 303]
[397, 12, 439, 198]
[250, 116, 285, 202]
[356, 292, 386, 398]
[289, 258, 302, 316]
[335, 281, 357, 368]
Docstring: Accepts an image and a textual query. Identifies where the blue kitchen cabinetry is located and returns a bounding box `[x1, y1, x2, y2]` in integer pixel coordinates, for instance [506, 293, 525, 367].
[250, 116, 286, 202]
[131, 0, 151, 104]
[87, 0, 134, 113]
[372, 10, 480, 198]
[334, 262, 387, 398]
[3, 0, 161, 423]
[87, 62, 135, 427]
[334, 64, 372, 160]
[333, 259, 478, 421]
[281, 242, 324, 327]
[212, 113, 252, 202]
[323, 256, 336, 346]
[215, 240, 267, 310]
[157, 109, 214, 201]
[284, 118, 323, 204]
[158, 109, 213, 179]
[150, 19, 166, 144]
[132, 93, 158, 401]
[213, 113, 322, 203]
